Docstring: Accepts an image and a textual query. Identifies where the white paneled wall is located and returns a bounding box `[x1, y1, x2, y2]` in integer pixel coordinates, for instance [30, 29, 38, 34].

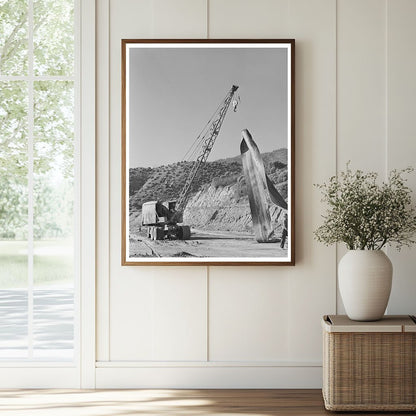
[386, 0, 416, 314]
[337, 0, 387, 172]
[110, 267, 208, 362]
[95, 0, 416, 388]
[209, 267, 290, 362]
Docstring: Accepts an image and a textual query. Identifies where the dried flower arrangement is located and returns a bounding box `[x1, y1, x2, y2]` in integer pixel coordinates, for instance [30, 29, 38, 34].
[314, 164, 416, 250]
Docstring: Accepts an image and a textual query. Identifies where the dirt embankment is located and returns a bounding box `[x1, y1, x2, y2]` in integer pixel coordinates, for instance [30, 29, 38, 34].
[183, 178, 286, 235]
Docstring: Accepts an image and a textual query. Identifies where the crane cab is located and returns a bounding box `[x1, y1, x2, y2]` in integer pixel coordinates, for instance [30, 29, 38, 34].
[141, 201, 189, 241]
[141, 200, 175, 226]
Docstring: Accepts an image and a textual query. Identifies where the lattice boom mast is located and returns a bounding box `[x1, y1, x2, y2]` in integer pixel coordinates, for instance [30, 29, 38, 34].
[175, 84, 239, 213]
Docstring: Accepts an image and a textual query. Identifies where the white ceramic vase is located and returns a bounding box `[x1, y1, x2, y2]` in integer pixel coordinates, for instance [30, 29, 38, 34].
[338, 250, 393, 321]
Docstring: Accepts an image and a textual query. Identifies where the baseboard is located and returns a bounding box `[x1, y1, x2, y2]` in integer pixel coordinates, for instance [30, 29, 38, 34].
[0, 364, 323, 389]
[95, 365, 323, 388]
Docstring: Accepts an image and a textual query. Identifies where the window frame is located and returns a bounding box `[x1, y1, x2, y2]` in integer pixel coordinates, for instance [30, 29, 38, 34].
[0, 0, 96, 388]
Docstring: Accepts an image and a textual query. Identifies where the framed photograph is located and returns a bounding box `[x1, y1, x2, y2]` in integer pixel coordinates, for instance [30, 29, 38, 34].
[122, 39, 295, 265]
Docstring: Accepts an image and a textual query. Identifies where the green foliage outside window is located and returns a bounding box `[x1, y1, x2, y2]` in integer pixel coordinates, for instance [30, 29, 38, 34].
[0, 0, 28, 75]
[0, 0, 74, 241]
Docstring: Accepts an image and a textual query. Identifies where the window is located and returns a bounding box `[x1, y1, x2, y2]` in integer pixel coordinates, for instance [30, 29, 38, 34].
[0, 0, 77, 361]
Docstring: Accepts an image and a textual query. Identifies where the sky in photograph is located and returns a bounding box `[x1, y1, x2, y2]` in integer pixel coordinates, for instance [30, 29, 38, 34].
[128, 45, 288, 168]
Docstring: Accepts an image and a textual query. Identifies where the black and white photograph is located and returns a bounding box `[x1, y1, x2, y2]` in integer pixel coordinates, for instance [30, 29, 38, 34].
[122, 40, 295, 265]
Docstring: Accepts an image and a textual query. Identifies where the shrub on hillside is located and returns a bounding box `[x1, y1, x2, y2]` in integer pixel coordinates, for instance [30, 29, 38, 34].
[129, 167, 152, 196]
[268, 160, 287, 173]
[212, 174, 240, 189]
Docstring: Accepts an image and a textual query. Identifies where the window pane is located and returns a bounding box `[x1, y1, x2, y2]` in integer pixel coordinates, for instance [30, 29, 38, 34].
[0, 289, 28, 359]
[0, 81, 28, 182]
[0, 0, 28, 76]
[33, 287, 74, 360]
[0, 81, 28, 247]
[33, 0, 74, 76]
[33, 81, 74, 254]
[33, 80, 74, 359]
[0, 81, 28, 359]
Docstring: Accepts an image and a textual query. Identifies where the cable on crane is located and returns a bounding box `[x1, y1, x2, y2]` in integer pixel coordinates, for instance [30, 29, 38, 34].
[181, 99, 225, 162]
[181, 93, 230, 162]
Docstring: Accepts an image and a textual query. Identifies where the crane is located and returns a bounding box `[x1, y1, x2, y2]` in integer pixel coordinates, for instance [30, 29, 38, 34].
[141, 85, 239, 240]
[175, 84, 239, 214]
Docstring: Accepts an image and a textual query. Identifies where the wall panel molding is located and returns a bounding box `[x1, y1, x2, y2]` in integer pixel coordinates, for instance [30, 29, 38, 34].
[96, 360, 321, 368]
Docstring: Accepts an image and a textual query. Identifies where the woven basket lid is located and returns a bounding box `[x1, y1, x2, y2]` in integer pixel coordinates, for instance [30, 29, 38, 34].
[322, 315, 416, 333]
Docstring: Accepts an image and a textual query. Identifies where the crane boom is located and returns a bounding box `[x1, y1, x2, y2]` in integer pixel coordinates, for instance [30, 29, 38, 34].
[175, 85, 239, 214]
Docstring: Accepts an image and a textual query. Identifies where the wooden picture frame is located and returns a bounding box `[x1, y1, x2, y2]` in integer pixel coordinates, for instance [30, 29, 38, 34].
[122, 39, 295, 265]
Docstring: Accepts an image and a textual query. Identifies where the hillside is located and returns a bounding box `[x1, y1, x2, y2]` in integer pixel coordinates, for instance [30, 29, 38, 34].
[129, 148, 287, 211]
[129, 148, 288, 236]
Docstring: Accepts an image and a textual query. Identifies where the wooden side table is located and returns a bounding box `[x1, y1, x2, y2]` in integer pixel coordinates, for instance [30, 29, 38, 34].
[322, 315, 416, 411]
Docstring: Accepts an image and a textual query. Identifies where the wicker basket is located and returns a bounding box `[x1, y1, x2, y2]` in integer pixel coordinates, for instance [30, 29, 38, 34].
[322, 315, 416, 411]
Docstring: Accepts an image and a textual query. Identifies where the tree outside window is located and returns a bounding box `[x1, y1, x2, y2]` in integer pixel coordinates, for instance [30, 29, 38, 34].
[0, 0, 76, 360]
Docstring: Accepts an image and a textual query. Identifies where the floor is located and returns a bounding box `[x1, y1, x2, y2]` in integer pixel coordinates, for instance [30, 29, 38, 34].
[0, 389, 413, 416]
